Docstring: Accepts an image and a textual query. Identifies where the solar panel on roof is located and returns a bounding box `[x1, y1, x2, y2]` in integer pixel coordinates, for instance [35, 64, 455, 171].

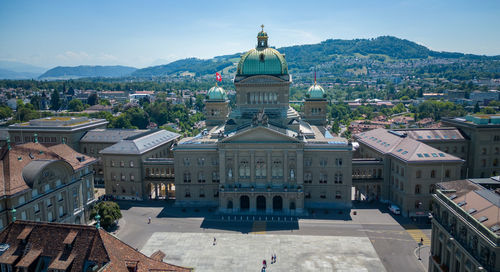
[417, 154, 423, 158]
[432, 153, 438, 157]
[491, 225, 500, 232]
[397, 149, 403, 152]
[439, 153, 445, 157]
[458, 201, 467, 207]
[449, 194, 457, 200]
[478, 216, 488, 223]
[467, 208, 477, 214]
[418, 136, 423, 139]
[424, 154, 430, 157]
[402, 151, 408, 155]
[427, 136, 431, 139]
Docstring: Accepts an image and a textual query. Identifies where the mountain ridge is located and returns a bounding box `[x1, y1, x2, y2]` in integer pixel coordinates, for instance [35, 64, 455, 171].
[38, 65, 137, 80]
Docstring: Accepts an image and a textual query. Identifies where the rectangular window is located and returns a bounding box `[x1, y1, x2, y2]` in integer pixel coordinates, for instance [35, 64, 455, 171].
[18, 196, 25, 206]
[21, 211, 27, 220]
[57, 192, 63, 202]
[34, 204, 40, 213]
[46, 198, 52, 207]
[56, 179, 62, 187]
[59, 206, 64, 217]
[44, 183, 50, 192]
[32, 189, 38, 198]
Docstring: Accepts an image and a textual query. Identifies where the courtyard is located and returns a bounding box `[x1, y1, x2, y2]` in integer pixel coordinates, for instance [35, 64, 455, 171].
[114, 200, 431, 272]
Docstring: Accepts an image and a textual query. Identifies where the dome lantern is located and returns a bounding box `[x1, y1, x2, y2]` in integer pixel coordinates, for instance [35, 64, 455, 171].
[257, 24, 268, 48]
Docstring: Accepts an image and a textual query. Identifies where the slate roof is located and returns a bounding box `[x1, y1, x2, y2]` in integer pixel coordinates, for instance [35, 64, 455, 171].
[0, 142, 96, 197]
[99, 129, 180, 155]
[80, 129, 148, 143]
[400, 128, 466, 141]
[355, 128, 464, 163]
[0, 221, 191, 272]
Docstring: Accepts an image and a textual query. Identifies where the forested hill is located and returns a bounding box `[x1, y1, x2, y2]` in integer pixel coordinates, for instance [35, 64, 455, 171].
[131, 36, 500, 78]
[39, 65, 137, 80]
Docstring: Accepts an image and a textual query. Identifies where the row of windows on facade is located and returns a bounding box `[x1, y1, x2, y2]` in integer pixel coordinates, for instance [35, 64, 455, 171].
[352, 169, 383, 179]
[392, 165, 453, 179]
[111, 173, 135, 182]
[391, 179, 437, 195]
[434, 209, 496, 268]
[309, 108, 323, 115]
[182, 157, 343, 167]
[18, 189, 90, 220]
[481, 146, 500, 155]
[18, 179, 92, 207]
[182, 171, 343, 184]
[145, 168, 174, 177]
[182, 189, 343, 200]
[246, 92, 279, 104]
[14, 136, 67, 143]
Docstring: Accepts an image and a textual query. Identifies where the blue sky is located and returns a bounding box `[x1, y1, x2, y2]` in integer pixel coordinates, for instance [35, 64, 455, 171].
[1, 0, 499, 68]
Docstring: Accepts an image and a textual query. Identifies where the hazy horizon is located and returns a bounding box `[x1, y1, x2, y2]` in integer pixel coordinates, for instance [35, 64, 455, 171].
[1, 0, 499, 69]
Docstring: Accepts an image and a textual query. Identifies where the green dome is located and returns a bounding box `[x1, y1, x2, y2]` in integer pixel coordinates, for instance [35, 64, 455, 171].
[207, 86, 227, 100]
[307, 84, 325, 99]
[237, 48, 288, 76]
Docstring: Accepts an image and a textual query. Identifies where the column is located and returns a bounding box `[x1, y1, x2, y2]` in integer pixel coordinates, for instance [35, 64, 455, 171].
[250, 151, 255, 182]
[267, 151, 272, 183]
[219, 151, 226, 184]
[266, 196, 272, 214]
[284, 151, 288, 183]
[250, 195, 256, 212]
[297, 150, 304, 185]
[234, 151, 238, 183]
[155, 184, 159, 199]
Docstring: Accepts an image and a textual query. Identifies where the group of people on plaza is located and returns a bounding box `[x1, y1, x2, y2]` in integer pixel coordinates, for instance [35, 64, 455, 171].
[261, 254, 277, 271]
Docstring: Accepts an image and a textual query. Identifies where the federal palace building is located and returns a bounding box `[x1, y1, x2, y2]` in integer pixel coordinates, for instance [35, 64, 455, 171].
[173, 27, 352, 214]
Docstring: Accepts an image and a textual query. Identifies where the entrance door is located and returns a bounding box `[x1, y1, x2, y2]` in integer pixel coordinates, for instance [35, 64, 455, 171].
[256, 196, 266, 211]
[240, 195, 250, 210]
[273, 196, 283, 211]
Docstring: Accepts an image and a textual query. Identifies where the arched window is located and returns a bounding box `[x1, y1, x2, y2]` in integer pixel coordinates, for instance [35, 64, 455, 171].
[416, 170, 422, 179]
[431, 170, 436, 178]
[429, 184, 436, 194]
[255, 159, 266, 178]
[445, 169, 451, 178]
[415, 184, 421, 194]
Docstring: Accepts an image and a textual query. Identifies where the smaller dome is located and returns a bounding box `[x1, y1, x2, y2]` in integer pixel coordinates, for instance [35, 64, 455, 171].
[207, 86, 227, 101]
[307, 84, 326, 99]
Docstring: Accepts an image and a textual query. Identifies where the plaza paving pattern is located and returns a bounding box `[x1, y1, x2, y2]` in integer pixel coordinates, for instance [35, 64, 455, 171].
[141, 232, 387, 272]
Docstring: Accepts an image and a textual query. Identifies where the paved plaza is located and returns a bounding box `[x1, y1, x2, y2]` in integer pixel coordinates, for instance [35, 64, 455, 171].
[115, 200, 430, 272]
[141, 232, 386, 272]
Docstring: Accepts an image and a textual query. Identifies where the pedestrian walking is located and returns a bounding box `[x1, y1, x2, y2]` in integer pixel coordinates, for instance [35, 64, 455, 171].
[263, 259, 267, 268]
[148, 216, 151, 224]
[273, 253, 277, 263]
[213, 237, 216, 246]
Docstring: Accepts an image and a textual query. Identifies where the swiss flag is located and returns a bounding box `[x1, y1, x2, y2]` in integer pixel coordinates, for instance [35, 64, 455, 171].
[216, 72, 222, 82]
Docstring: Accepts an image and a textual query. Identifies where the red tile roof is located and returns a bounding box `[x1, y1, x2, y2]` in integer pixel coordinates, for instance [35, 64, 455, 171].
[0, 143, 96, 197]
[0, 221, 192, 272]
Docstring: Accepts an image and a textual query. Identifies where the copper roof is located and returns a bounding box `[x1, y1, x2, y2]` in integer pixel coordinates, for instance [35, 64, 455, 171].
[0, 221, 191, 272]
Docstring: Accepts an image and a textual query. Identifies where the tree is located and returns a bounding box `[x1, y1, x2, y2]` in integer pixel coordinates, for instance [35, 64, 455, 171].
[89, 201, 122, 230]
[50, 90, 61, 111]
[87, 93, 98, 106]
[474, 102, 480, 113]
[68, 99, 85, 112]
[30, 95, 42, 110]
[0, 106, 12, 119]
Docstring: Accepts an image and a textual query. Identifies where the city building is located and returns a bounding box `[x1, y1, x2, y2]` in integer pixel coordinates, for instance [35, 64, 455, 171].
[354, 128, 463, 217]
[0, 220, 191, 271]
[0, 138, 97, 230]
[470, 90, 500, 106]
[442, 115, 500, 178]
[174, 27, 352, 215]
[8, 116, 108, 151]
[79, 129, 149, 187]
[430, 179, 500, 272]
[100, 129, 180, 200]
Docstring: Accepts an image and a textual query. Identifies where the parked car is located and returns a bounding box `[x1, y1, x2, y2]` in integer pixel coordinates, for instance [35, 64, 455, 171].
[389, 204, 401, 215]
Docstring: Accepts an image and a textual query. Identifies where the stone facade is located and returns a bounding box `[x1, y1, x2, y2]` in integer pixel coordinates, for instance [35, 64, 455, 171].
[7, 116, 108, 151]
[100, 129, 180, 200]
[0, 142, 97, 230]
[430, 179, 500, 272]
[442, 115, 500, 178]
[354, 129, 463, 217]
